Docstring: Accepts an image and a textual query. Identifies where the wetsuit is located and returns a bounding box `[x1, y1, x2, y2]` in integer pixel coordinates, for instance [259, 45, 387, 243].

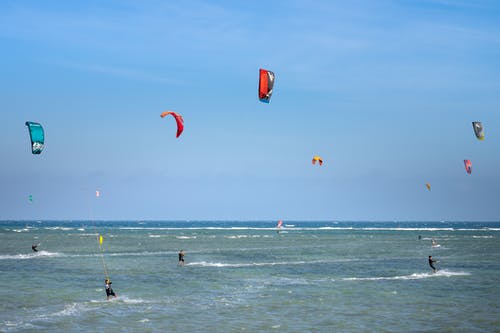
[105, 281, 116, 298]
[31, 245, 38, 252]
[428, 257, 437, 271]
[178, 252, 184, 264]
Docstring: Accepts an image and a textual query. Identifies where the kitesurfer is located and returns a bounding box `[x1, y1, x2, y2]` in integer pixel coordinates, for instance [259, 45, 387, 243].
[105, 279, 116, 300]
[178, 250, 185, 266]
[428, 255, 438, 273]
[31, 243, 39, 252]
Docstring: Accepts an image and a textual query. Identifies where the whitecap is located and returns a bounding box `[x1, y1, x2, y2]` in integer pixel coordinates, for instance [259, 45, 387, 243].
[4, 321, 19, 327]
[12, 228, 30, 233]
[114, 296, 147, 304]
[52, 303, 83, 317]
[343, 270, 469, 281]
[89, 295, 147, 305]
[0, 251, 62, 260]
[186, 259, 335, 268]
[44, 227, 73, 231]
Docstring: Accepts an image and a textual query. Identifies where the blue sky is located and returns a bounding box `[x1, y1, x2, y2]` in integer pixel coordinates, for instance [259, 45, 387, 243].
[1, 0, 499, 221]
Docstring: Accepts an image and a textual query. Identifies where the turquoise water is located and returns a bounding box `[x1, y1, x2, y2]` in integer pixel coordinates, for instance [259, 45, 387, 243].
[1, 221, 499, 332]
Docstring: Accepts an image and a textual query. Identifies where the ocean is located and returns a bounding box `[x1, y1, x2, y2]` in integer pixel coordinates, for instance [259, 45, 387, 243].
[0, 221, 499, 332]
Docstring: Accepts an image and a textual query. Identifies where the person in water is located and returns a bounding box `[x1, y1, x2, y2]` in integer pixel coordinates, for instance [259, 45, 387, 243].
[31, 243, 39, 252]
[428, 255, 438, 273]
[178, 250, 185, 266]
[105, 279, 117, 300]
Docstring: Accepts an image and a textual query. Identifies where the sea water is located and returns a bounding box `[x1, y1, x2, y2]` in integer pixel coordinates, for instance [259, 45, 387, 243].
[0, 221, 499, 332]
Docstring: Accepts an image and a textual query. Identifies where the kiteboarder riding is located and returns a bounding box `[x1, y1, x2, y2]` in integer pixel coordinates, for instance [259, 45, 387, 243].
[178, 250, 185, 266]
[105, 279, 117, 300]
[428, 255, 438, 273]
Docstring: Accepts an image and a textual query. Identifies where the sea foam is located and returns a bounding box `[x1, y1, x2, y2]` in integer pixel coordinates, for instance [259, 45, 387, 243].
[342, 270, 470, 281]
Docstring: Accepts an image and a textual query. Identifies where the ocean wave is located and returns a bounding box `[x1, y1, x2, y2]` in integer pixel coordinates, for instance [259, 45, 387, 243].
[90, 295, 149, 305]
[118, 226, 500, 231]
[472, 235, 494, 238]
[176, 236, 197, 239]
[44, 297, 146, 319]
[12, 228, 30, 233]
[186, 259, 348, 268]
[342, 270, 469, 281]
[69, 233, 98, 236]
[0, 250, 177, 260]
[51, 302, 85, 317]
[44, 227, 74, 231]
[224, 235, 265, 239]
[114, 296, 148, 304]
[0, 251, 62, 260]
[104, 251, 174, 257]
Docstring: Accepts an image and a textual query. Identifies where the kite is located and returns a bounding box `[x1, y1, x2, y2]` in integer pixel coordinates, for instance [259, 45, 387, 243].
[472, 122, 484, 140]
[426, 183, 431, 191]
[464, 160, 472, 174]
[312, 156, 323, 166]
[160, 111, 184, 138]
[258, 68, 275, 103]
[25, 121, 45, 154]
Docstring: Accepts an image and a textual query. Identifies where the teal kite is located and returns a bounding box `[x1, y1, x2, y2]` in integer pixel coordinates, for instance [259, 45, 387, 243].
[25, 122, 45, 154]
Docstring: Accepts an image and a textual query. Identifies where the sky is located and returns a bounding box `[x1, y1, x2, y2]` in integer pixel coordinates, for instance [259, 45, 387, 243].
[1, 0, 499, 221]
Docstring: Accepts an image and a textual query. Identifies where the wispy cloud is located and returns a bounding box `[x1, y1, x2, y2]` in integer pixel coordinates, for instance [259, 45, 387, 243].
[51, 61, 189, 85]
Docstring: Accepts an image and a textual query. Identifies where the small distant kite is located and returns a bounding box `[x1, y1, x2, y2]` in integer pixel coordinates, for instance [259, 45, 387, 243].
[426, 183, 431, 191]
[29, 194, 33, 202]
[312, 155, 323, 166]
[160, 111, 184, 138]
[472, 122, 484, 140]
[25, 121, 45, 154]
[464, 160, 472, 174]
[258, 68, 275, 103]
[96, 190, 100, 198]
